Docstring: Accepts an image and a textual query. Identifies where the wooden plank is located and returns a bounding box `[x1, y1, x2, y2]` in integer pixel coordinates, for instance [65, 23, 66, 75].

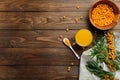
[0, 29, 119, 48]
[0, 12, 119, 30]
[0, 0, 94, 11]
[23, 12, 120, 30]
[0, 12, 26, 29]
[22, 0, 119, 12]
[0, 48, 80, 66]
[0, 66, 79, 80]
[19, 2, 91, 12]
[0, 30, 87, 48]
[0, 12, 89, 30]
[0, 0, 119, 12]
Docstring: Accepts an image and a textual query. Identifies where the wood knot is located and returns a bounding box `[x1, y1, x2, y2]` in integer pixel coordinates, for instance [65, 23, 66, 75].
[36, 17, 48, 24]
[9, 40, 17, 48]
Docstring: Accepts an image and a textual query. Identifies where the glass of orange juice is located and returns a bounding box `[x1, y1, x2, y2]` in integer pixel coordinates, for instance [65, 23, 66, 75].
[75, 29, 93, 47]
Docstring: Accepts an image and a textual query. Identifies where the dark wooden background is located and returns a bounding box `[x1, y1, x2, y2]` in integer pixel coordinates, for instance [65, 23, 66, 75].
[0, 0, 120, 80]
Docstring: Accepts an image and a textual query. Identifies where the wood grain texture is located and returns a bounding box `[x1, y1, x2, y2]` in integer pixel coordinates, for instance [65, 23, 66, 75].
[0, 0, 119, 80]
[0, 0, 94, 11]
[0, 30, 95, 48]
[0, 48, 80, 66]
[0, 12, 89, 29]
[0, 12, 119, 30]
[0, 66, 78, 80]
[0, 0, 119, 12]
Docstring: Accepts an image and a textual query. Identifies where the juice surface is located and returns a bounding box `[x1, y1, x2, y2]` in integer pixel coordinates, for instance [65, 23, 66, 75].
[75, 29, 93, 47]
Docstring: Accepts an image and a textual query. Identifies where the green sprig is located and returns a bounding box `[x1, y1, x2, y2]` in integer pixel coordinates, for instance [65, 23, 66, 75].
[86, 60, 114, 79]
[86, 32, 120, 80]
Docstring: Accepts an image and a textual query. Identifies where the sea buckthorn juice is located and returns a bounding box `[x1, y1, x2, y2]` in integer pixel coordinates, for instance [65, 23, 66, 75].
[75, 29, 93, 47]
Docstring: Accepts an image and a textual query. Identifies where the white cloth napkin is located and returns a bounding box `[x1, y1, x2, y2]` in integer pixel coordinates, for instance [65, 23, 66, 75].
[79, 32, 120, 80]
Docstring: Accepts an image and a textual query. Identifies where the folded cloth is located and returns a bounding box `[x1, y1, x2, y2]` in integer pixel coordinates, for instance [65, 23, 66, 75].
[79, 32, 120, 80]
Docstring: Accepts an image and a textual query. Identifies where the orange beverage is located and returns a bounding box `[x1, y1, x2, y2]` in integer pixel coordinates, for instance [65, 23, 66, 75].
[75, 29, 93, 47]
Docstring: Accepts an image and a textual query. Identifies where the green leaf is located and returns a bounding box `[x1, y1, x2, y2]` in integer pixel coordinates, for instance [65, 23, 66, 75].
[86, 60, 114, 79]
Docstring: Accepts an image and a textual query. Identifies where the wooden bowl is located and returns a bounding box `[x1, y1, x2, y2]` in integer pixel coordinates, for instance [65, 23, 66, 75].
[89, 0, 119, 30]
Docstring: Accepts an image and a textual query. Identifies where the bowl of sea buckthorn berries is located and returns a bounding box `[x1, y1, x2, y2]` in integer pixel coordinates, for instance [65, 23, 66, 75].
[89, 0, 119, 30]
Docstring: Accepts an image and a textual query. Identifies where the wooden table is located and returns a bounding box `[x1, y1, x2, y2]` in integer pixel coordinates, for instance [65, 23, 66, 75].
[0, 0, 120, 80]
